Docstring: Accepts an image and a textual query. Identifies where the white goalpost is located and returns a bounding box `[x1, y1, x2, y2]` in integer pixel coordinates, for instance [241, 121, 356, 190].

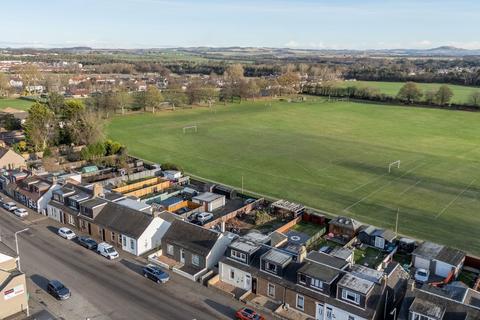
[388, 160, 401, 173]
[182, 125, 198, 134]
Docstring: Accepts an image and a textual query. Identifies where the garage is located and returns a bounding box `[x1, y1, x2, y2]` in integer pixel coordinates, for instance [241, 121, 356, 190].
[414, 256, 431, 270]
[435, 260, 455, 278]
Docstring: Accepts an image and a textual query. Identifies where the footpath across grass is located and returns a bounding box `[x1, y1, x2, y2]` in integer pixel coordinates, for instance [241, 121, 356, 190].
[107, 98, 480, 256]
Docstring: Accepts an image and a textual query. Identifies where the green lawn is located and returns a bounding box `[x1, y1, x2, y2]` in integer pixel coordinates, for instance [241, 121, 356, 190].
[107, 99, 480, 256]
[0, 98, 34, 111]
[337, 80, 480, 104]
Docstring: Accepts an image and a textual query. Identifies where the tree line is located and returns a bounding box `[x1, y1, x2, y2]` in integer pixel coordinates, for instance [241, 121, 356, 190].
[303, 82, 480, 109]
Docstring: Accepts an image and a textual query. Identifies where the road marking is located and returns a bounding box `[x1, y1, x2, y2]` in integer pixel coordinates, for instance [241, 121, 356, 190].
[435, 179, 476, 219]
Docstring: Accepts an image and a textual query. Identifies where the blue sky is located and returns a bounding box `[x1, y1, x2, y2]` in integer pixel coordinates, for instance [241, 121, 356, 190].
[1, 0, 479, 49]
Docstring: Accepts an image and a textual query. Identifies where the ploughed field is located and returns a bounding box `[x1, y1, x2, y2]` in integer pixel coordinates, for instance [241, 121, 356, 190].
[108, 98, 480, 255]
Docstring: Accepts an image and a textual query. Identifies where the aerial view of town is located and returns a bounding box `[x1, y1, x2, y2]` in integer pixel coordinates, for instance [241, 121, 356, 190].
[0, 1, 479, 319]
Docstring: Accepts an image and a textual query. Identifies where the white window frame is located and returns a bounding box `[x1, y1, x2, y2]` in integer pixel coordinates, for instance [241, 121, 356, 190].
[167, 244, 174, 255]
[267, 283, 275, 298]
[310, 278, 323, 289]
[231, 250, 247, 262]
[67, 214, 75, 226]
[265, 262, 277, 273]
[192, 254, 200, 266]
[342, 289, 360, 305]
[411, 312, 436, 320]
[296, 294, 304, 311]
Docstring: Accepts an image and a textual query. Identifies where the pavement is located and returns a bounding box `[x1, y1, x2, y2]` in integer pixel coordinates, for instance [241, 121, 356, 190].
[0, 197, 252, 320]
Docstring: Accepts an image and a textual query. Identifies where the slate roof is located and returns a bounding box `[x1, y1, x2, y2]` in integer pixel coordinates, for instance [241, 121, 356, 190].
[163, 219, 220, 256]
[306, 251, 349, 270]
[93, 202, 153, 239]
[413, 241, 465, 266]
[297, 260, 342, 283]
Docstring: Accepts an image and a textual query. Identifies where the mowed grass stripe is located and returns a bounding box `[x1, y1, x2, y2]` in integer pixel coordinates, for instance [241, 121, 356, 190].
[108, 100, 480, 255]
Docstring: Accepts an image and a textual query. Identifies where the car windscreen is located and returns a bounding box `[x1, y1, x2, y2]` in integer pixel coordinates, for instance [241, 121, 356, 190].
[106, 247, 116, 253]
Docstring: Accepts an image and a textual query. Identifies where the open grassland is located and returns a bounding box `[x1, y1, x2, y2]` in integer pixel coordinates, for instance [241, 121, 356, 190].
[337, 80, 479, 104]
[108, 99, 480, 255]
[0, 98, 33, 111]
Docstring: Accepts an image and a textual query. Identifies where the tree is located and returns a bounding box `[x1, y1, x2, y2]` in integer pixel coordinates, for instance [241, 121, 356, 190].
[23, 102, 56, 151]
[116, 89, 133, 114]
[424, 90, 437, 104]
[63, 99, 85, 120]
[185, 79, 203, 105]
[144, 85, 163, 112]
[397, 82, 422, 103]
[277, 71, 301, 95]
[47, 92, 65, 114]
[69, 110, 105, 146]
[435, 85, 454, 106]
[468, 91, 480, 107]
[0, 72, 10, 97]
[16, 64, 41, 94]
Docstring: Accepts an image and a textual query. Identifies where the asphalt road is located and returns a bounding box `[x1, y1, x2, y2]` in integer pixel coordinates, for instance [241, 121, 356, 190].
[0, 206, 247, 320]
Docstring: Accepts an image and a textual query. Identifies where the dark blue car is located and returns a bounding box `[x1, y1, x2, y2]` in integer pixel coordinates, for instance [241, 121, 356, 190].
[142, 264, 170, 284]
[47, 280, 71, 300]
[77, 236, 98, 250]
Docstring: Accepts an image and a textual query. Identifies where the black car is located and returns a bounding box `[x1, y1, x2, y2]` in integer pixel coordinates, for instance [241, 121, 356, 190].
[77, 236, 98, 250]
[142, 264, 170, 284]
[47, 280, 71, 300]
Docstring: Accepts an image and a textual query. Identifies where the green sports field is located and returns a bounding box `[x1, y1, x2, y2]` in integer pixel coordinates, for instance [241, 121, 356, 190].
[107, 99, 480, 255]
[337, 80, 480, 104]
[0, 98, 34, 111]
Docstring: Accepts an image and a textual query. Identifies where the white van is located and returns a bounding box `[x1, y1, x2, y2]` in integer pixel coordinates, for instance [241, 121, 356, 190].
[96, 242, 119, 260]
[3, 202, 18, 211]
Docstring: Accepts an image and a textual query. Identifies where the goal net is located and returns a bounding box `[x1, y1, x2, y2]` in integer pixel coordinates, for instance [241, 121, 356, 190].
[388, 160, 401, 173]
[182, 125, 198, 134]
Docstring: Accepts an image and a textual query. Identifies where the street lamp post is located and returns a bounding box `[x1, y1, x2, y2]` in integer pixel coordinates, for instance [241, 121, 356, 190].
[14, 228, 29, 272]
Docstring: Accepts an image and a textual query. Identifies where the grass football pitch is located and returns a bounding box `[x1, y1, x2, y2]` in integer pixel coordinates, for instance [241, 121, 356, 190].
[107, 98, 480, 255]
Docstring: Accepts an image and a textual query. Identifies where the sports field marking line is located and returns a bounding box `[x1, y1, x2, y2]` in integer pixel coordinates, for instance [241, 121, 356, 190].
[350, 173, 387, 192]
[399, 180, 422, 196]
[343, 161, 427, 212]
[435, 179, 476, 219]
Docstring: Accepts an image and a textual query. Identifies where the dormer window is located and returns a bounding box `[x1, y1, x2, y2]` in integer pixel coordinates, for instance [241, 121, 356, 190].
[231, 249, 247, 263]
[299, 274, 306, 284]
[265, 262, 277, 273]
[311, 278, 323, 290]
[342, 289, 360, 305]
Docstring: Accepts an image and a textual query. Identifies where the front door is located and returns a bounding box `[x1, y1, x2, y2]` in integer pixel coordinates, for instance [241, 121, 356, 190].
[88, 223, 92, 235]
[102, 229, 106, 241]
[251, 278, 257, 294]
[245, 274, 252, 290]
[180, 249, 185, 263]
[315, 303, 324, 320]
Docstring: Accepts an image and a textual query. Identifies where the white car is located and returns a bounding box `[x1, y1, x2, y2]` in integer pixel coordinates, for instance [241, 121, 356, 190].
[13, 208, 28, 218]
[96, 242, 119, 260]
[58, 227, 76, 240]
[3, 202, 18, 212]
[414, 268, 430, 283]
[195, 212, 214, 224]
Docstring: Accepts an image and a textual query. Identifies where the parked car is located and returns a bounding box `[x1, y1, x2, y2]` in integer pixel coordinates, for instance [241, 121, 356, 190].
[13, 208, 28, 218]
[142, 264, 170, 284]
[47, 280, 71, 300]
[244, 198, 256, 205]
[414, 268, 430, 283]
[2, 202, 18, 212]
[58, 227, 76, 240]
[77, 236, 98, 250]
[195, 212, 214, 224]
[96, 242, 119, 260]
[235, 307, 265, 320]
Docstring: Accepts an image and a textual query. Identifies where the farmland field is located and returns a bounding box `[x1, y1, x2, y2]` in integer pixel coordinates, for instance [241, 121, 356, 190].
[108, 99, 480, 255]
[337, 80, 480, 104]
[0, 98, 34, 111]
